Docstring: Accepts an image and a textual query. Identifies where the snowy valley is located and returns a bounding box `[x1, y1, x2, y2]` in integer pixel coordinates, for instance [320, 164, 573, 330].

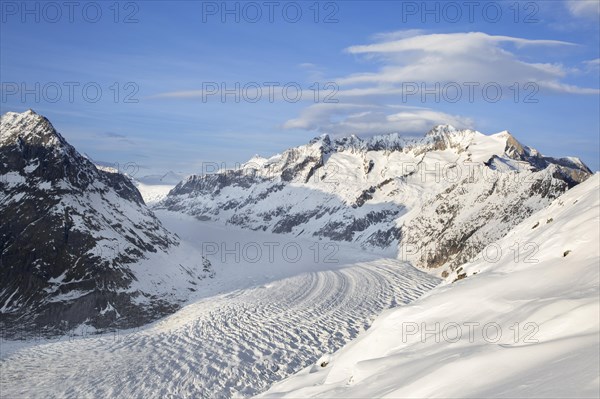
[0, 110, 598, 398]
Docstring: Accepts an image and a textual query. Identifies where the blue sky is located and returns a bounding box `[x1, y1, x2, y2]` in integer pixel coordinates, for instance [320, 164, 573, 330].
[1, 0, 599, 174]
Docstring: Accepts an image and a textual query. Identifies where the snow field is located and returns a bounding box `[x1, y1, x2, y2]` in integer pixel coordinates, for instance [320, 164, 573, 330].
[0, 212, 440, 398]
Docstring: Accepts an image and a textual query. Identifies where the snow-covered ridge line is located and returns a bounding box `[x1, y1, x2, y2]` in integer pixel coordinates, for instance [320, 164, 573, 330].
[161, 124, 592, 275]
[198, 124, 587, 176]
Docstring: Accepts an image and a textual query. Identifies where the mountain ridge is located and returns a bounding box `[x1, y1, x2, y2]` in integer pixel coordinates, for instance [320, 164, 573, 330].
[160, 124, 591, 275]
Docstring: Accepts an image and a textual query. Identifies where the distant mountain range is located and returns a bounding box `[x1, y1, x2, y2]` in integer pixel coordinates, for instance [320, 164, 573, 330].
[159, 124, 591, 275]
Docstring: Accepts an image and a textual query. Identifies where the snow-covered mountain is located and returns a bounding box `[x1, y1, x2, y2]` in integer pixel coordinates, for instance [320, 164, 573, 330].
[132, 172, 186, 205]
[0, 110, 213, 337]
[159, 125, 591, 275]
[261, 173, 600, 398]
[0, 111, 596, 398]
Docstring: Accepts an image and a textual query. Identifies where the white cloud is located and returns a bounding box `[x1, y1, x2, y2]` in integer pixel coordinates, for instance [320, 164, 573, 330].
[337, 32, 596, 95]
[152, 30, 597, 139]
[282, 31, 598, 137]
[152, 31, 597, 101]
[346, 32, 571, 56]
[565, 0, 600, 19]
[283, 103, 474, 136]
[586, 58, 600, 65]
[370, 29, 427, 42]
[583, 58, 600, 71]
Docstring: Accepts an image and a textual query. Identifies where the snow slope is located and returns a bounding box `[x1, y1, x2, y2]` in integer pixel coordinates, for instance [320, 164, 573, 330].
[261, 173, 600, 398]
[0, 211, 439, 398]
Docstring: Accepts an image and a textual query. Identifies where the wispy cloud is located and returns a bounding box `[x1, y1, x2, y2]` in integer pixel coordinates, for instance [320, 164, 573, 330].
[283, 103, 474, 136]
[583, 58, 600, 72]
[282, 30, 597, 137]
[346, 32, 572, 55]
[298, 62, 326, 81]
[338, 31, 594, 95]
[370, 29, 427, 42]
[97, 131, 136, 145]
[101, 131, 127, 139]
[152, 31, 597, 102]
[565, 0, 600, 19]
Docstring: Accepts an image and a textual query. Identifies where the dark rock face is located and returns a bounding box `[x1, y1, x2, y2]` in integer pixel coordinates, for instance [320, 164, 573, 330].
[315, 209, 401, 243]
[159, 125, 591, 273]
[0, 110, 210, 337]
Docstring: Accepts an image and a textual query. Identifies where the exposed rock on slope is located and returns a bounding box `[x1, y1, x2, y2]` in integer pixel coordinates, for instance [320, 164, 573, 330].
[160, 125, 591, 274]
[0, 110, 212, 337]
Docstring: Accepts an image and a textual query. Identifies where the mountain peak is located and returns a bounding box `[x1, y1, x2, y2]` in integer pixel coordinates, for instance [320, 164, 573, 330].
[498, 130, 527, 158]
[1, 110, 65, 148]
[425, 124, 460, 137]
[308, 133, 332, 145]
[3, 109, 44, 123]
